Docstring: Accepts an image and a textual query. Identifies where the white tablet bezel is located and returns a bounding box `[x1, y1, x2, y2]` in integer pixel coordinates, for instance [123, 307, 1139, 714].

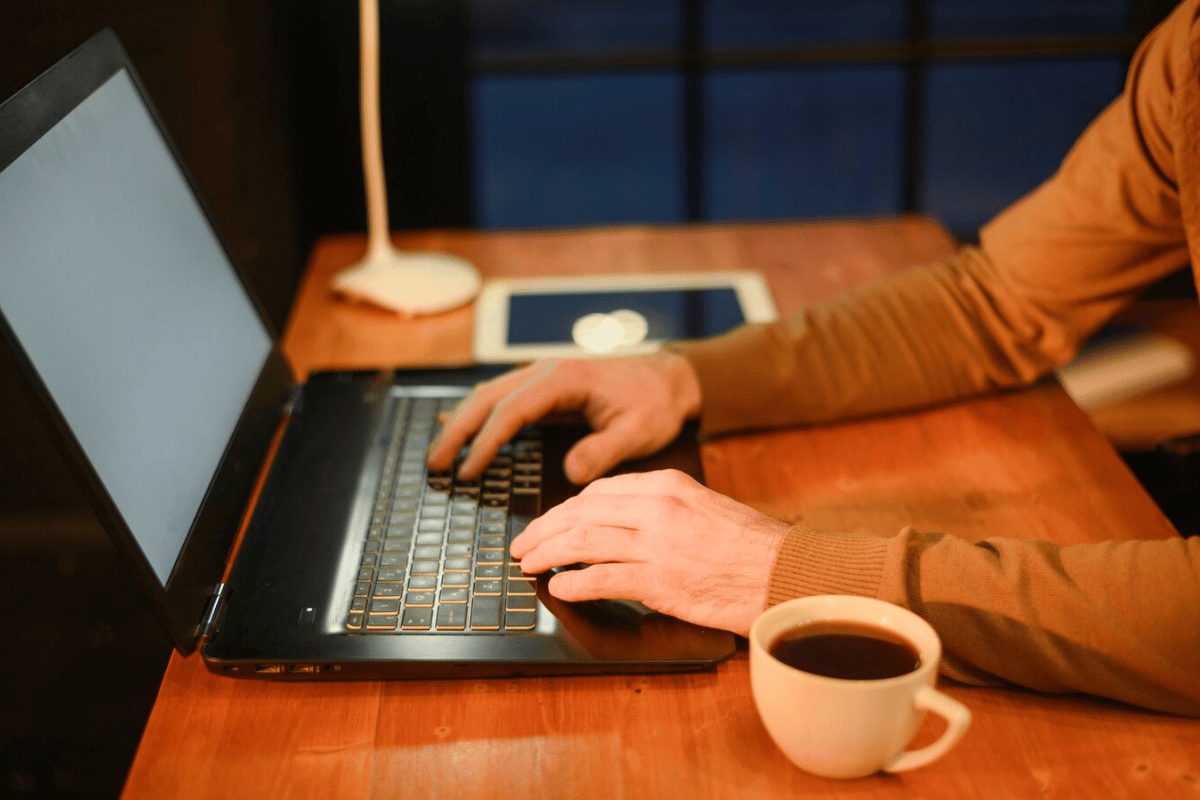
[472, 270, 778, 363]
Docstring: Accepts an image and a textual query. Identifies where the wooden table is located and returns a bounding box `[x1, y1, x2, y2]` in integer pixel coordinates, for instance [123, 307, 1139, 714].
[122, 220, 1199, 799]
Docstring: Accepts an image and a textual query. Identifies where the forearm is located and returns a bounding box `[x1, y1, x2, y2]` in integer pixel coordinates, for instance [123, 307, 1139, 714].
[768, 525, 1200, 717]
[670, 0, 1192, 437]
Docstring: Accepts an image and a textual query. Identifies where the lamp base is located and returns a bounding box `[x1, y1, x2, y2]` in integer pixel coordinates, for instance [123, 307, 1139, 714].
[332, 247, 481, 316]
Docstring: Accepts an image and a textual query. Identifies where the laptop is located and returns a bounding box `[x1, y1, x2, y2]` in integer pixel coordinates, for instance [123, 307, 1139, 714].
[0, 29, 736, 679]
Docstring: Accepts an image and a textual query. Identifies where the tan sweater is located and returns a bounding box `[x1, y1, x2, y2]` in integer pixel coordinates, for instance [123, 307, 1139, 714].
[672, 0, 1200, 716]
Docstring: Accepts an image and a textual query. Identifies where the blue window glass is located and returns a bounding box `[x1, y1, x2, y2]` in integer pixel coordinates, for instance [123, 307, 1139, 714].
[472, 73, 684, 229]
[704, 66, 907, 221]
[469, 0, 680, 54]
[929, 1, 1129, 39]
[704, 0, 908, 48]
[919, 57, 1126, 235]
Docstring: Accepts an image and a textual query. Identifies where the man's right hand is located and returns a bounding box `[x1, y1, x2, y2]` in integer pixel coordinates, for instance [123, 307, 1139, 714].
[426, 352, 703, 484]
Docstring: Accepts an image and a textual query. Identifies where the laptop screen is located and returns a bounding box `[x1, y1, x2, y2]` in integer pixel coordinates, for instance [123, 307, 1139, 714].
[0, 69, 272, 585]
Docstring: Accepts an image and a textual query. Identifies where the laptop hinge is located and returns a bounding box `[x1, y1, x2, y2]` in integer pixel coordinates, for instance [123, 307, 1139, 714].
[282, 384, 302, 417]
[195, 582, 229, 643]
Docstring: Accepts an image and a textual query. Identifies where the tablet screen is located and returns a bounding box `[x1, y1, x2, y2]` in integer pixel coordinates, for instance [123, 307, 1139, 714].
[506, 288, 745, 346]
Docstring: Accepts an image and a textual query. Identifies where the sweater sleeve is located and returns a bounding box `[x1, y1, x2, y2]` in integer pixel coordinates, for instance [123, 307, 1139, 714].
[768, 526, 1200, 717]
[672, 1, 1200, 716]
[668, 0, 1192, 438]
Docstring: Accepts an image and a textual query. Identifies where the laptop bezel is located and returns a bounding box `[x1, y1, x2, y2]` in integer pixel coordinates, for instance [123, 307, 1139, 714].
[0, 28, 297, 655]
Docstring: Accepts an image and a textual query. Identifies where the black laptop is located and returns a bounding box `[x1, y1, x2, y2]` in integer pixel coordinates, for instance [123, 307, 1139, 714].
[0, 29, 735, 679]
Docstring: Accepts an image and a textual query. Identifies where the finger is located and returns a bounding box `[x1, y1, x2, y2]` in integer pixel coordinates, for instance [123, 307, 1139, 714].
[456, 362, 589, 478]
[511, 492, 664, 558]
[562, 416, 674, 484]
[546, 562, 649, 604]
[576, 468, 702, 498]
[428, 362, 556, 472]
[426, 367, 535, 470]
[516, 525, 647, 574]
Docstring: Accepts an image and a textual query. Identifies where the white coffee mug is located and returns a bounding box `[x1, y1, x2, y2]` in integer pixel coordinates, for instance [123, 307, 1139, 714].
[749, 595, 972, 779]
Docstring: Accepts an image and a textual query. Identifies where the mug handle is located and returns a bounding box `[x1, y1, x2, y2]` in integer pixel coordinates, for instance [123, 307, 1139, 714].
[883, 686, 972, 773]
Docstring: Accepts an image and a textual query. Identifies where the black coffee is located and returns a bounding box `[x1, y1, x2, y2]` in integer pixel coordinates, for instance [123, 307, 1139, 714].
[768, 621, 921, 680]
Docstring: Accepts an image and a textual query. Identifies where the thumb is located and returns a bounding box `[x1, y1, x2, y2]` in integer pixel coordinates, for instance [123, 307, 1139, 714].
[563, 425, 642, 484]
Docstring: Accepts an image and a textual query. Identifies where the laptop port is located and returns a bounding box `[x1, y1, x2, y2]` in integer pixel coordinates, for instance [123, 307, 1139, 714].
[253, 664, 285, 673]
[286, 664, 320, 674]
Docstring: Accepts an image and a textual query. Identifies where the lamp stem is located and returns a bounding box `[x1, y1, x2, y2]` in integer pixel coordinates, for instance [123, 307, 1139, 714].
[359, 0, 391, 260]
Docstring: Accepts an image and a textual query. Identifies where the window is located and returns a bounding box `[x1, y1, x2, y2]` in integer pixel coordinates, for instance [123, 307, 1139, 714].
[468, 1, 1156, 238]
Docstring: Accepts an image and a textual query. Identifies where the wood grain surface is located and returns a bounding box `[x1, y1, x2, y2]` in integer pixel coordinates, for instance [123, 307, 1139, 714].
[122, 220, 1199, 800]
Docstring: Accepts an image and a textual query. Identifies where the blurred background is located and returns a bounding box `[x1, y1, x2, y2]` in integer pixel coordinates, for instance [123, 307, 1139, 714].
[0, 1, 1187, 797]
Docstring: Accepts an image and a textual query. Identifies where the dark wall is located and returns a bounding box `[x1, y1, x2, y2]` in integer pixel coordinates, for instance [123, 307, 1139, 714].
[0, 4, 304, 797]
[0, 0, 304, 513]
[282, 0, 473, 237]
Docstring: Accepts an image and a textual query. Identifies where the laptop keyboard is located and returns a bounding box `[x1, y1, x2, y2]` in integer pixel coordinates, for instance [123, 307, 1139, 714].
[345, 394, 543, 634]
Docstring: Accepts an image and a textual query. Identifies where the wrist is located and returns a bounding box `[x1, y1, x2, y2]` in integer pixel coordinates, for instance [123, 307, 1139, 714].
[656, 350, 703, 420]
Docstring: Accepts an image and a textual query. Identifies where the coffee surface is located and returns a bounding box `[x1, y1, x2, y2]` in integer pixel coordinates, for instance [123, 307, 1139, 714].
[768, 620, 921, 680]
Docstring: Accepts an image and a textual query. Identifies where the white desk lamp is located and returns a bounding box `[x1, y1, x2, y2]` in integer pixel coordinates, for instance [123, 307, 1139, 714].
[332, 0, 481, 316]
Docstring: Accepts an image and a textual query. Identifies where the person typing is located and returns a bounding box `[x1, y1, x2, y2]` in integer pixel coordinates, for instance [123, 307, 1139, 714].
[428, 0, 1200, 717]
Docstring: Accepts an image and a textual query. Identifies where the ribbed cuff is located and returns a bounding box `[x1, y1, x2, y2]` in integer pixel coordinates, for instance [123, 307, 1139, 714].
[766, 525, 891, 607]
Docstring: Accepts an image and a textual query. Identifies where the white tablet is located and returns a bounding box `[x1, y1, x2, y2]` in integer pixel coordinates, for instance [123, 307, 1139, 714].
[472, 271, 778, 363]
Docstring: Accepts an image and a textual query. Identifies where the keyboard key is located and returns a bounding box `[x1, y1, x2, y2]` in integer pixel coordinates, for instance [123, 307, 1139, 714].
[408, 575, 437, 589]
[411, 560, 440, 576]
[442, 573, 470, 587]
[506, 594, 537, 611]
[437, 605, 467, 630]
[506, 579, 536, 595]
[476, 564, 503, 579]
[476, 549, 504, 565]
[405, 591, 434, 607]
[377, 567, 405, 582]
[443, 557, 472, 572]
[445, 543, 473, 557]
[346, 613, 364, 630]
[415, 532, 443, 546]
[439, 587, 468, 603]
[354, 581, 371, 597]
[372, 581, 403, 598]
[357, 567, 374, 582]
[474, 579, 502, 595]
[380, 553, 406, 567]
[504, 610, 537, 631]
[447, 529, 475, 543]
[402, 608, 433, 630]
[360, 553, 378, 567]
[370, 599, 400, 613]
[478, 535, 505, 549]
[350, 597, 367, 613]
[367, 614, 398, 631]
[413, 545, 442, 561]
[470, 596, 501, 630]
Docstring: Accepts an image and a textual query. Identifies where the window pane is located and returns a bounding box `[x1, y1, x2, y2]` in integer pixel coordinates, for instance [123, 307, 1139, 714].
[704, 67, 907, 221]
[920, 57, 1125, 235]
[469, 0, 680, 54]
[929, 1, 1128, 38]
[472, 73, 684, 228]
[704, 0, 908, 48]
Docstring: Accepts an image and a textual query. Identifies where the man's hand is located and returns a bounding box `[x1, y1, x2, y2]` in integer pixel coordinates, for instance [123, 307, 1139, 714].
[427, 353, 702, 484]
[510, 469, 790, 637]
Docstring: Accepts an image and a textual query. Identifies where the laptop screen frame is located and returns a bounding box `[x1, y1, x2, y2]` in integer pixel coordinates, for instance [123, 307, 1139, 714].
[0, 28, 297, 654]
